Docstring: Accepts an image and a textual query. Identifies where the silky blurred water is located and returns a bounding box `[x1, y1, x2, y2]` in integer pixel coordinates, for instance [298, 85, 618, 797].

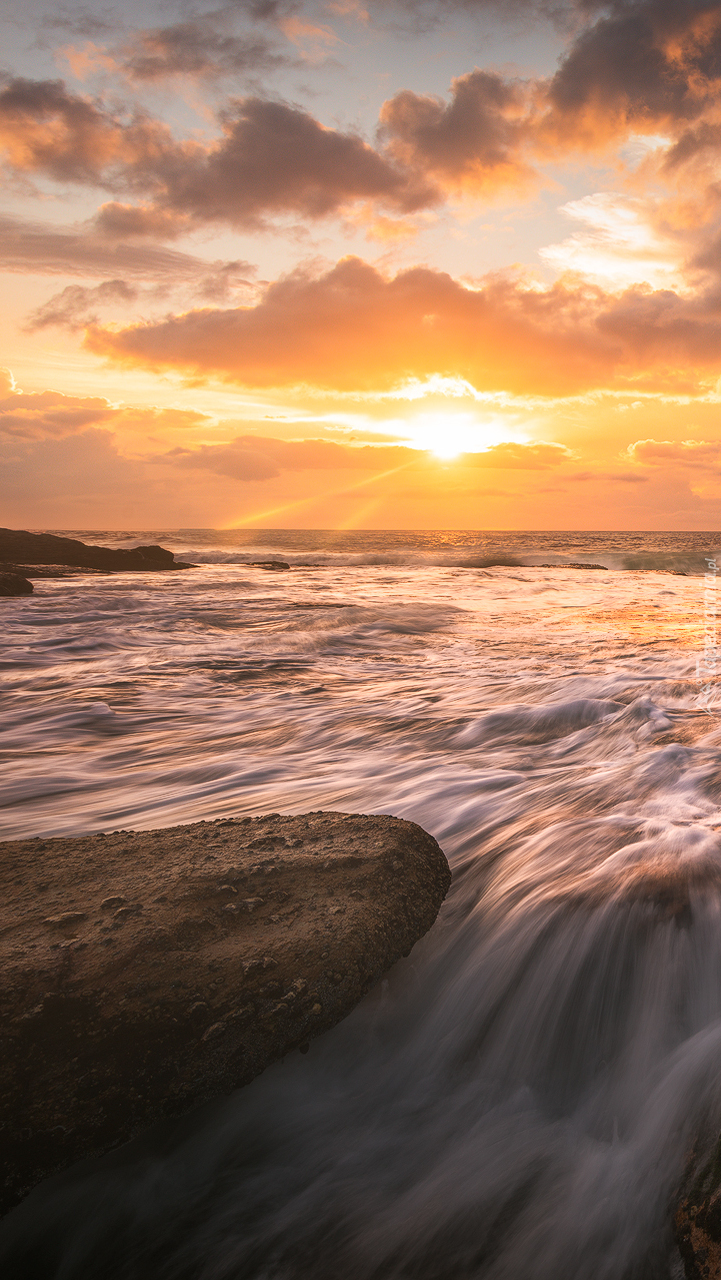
[1, 529, 720, 1279]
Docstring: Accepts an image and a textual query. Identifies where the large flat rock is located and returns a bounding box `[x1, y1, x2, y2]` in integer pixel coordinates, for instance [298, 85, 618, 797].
[0, 812, 450, 1215]
[0, 528, 192, 572]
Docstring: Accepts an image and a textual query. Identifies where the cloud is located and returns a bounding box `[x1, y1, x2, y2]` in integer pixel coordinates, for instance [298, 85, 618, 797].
[8, 0, 721, 241]
[539, 192, 687, 290]
[0, 384, 117, 439]
[160, 433, 572, 483]
[0, 373, 213, 441]
[595, 285, 721, 365]
[0, 214, 257, 313]
[8, 5, 721, 244]
[115, 22, 286, 81]
[463, 441, 571, 467]
[377, 2, 721, 189]
[0, 76, 175, 186]
[545, 0, 721, 147]
[85, 252, 721, 397]
[626, 437, 721, 466]
[91, 203, 191, 240]
[149, 96, 437, 224]
[0, 77, 437, 229]
[380, 69, 536, 197]
[279, 14, 342, 60]
[165, 434, 421, 481]
[24, 279, 138, 332]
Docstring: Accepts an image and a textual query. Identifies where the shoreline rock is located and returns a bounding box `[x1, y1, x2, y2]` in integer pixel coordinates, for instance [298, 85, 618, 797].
[0, 529, 193, 574]
[675, 1138, 721, 1278]
[0, 812, 450, 1216]
[0, 572, 33, 596]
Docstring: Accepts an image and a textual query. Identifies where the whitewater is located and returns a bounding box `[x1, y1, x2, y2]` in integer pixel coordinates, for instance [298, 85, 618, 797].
[2, 528, 721, 1280]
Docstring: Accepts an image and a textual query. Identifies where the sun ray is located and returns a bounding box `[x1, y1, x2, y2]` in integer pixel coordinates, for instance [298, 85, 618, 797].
[222, 461, 414, 528]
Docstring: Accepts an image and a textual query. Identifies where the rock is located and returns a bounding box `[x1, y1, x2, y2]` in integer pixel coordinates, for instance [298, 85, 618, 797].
[0, 811, 450, 1215]
[249, 560, 291, 570]
[675, 1140, 721, 1278]
[0, 529, 193, 573]
[0, 572, 33, 596]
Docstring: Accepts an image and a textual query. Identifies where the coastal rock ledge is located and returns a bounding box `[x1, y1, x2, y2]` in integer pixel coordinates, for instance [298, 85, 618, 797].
[0, 812, 450, 1215]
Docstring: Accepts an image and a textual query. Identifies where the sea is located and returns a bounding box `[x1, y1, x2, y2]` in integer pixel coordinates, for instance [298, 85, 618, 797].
[2, 528, 721, 1279]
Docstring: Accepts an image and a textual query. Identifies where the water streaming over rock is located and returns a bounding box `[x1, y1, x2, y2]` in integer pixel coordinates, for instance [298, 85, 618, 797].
[1, 530, 720, 1278]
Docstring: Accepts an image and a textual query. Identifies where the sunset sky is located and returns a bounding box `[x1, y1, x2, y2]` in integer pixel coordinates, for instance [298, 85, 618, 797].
[2, 0, 721, 528]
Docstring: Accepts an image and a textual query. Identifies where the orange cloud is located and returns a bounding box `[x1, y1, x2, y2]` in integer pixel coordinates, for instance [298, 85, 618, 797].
[0, 380, 116, 438]
[627, 437, 721, 466]
[84, 256, 612, 395]
[84, 254, 721, 397]
[462, 441, 571, 468]
[164, 435, 422, 482]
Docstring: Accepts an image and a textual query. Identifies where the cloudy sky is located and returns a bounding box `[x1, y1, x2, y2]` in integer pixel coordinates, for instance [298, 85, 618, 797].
[2, 0, 721, 528]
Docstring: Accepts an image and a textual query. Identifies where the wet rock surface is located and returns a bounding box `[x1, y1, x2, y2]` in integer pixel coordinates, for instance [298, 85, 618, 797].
[0, 529, 192, 573]
[0, 811, 450, 1215]
[676, 1143, 721, 1278]
[0, 572, 33, 596]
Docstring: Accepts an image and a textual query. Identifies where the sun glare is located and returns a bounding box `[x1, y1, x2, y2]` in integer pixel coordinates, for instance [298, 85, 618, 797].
[404, 411, 508, 459]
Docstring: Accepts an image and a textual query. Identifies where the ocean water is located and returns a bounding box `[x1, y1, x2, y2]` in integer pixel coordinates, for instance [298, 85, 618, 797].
[2, 528, 721, 1279]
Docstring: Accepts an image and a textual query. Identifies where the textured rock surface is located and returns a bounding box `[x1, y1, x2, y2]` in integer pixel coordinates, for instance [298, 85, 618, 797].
[0, 572, 33, 596]
[676, 1143, 721, 1278]
[0, 529, 192, 573]
[0, 812, 450, 1215]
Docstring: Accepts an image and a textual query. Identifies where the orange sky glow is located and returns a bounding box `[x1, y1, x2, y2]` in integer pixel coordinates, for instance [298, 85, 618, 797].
[2, 0, 721, 529]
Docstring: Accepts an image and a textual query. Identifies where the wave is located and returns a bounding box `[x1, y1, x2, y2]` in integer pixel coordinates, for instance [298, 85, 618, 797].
[155, 547, 716, 574]
[3, 691, 721, 1278]
[1, 555, 720, 1277]
[42, 529, 720, 575]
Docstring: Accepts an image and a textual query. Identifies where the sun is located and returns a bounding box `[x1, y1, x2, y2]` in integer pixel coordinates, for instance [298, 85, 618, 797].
[403, 411, 497, 460]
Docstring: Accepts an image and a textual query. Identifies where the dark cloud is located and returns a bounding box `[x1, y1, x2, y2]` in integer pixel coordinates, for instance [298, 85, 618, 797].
[149, 96, 438, 224]
[362, 0, 576, 32]
[24, 279, 137, 332]
[380, 2, 721, 176]
[38, 4, 113, 41]
[91, 203, 190, 240]
[548, 1, 721, 137]
[5, 6, 721, 244]
[380, 70, 534, 193]
[85, 253, 721, 396]
[0, 76, 171, 186]
[0, 78, 437, 227]
[117, 21, 286, 81]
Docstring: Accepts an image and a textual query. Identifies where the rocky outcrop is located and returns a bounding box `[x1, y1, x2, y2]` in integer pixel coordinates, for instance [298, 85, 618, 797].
[0, 529, 192, 573]
[0, 812, 450, 1215]
[676, 1142, 721, 1278]
[0, 572, 33, 596]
